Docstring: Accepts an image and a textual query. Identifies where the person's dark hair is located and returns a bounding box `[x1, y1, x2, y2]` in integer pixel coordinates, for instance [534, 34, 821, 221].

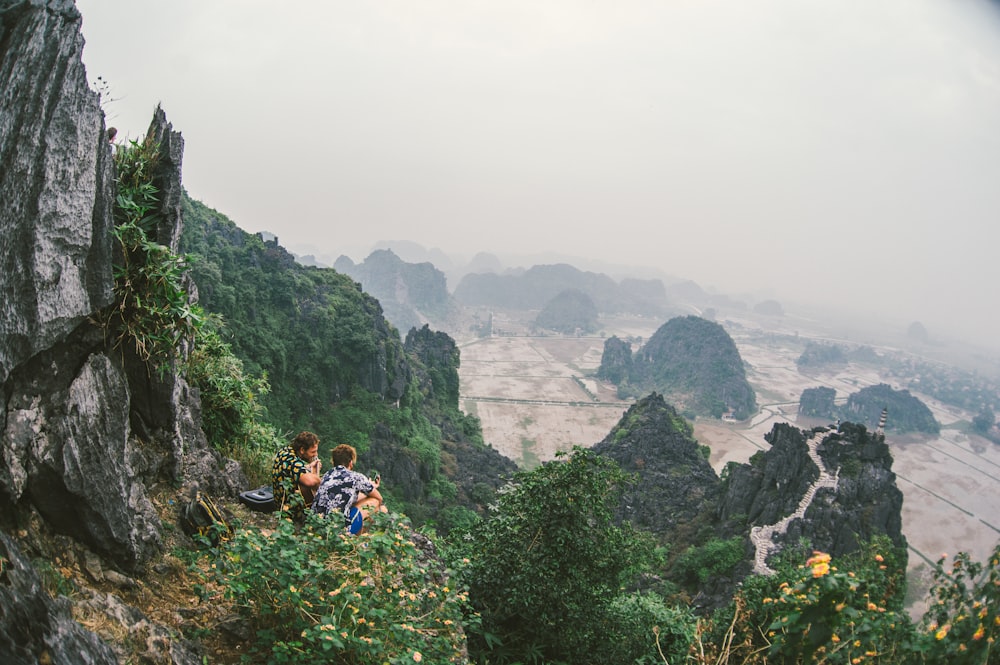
[331, 444, 357, 468]
[291, 431, 319, 456]
[106, 127, 117, 141]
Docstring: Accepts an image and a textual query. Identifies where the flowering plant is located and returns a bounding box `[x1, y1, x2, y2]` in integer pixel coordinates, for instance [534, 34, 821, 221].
[918, 544, 1000, 664]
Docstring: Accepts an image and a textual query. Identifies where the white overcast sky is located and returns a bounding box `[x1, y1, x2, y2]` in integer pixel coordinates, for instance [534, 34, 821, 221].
[75, 0, 1000, 350]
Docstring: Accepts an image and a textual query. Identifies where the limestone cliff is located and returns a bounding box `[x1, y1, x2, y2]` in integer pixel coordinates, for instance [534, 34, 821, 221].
[593, 393, 721, 537]
[719, 422, 906, 560]
[333, 248, 453, 335]
[1, 1, 242, 659]
[600, 316, 757, 419]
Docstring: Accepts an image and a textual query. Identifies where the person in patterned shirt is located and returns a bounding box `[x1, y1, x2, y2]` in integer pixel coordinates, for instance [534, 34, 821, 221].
[271, 431, 323, 520]
[313, 444, 386, 528]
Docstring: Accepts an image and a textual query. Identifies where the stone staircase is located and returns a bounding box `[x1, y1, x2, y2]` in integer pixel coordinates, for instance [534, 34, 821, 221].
[749, 430, 839, 575]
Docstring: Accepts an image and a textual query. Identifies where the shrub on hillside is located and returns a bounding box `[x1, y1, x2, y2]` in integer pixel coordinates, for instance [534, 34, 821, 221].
[452, 447, 671, 664]
[210, 512, 472, 663]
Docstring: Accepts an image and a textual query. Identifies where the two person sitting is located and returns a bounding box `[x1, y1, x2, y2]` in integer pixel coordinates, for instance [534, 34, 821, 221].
[271, 431, 386, 530]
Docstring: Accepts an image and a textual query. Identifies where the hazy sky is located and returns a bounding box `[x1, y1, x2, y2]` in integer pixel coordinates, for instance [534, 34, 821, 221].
[76, 0, 1000, 350]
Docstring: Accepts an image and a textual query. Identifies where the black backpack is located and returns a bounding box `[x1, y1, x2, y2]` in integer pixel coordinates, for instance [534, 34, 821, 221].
[180, 490, 233, 546]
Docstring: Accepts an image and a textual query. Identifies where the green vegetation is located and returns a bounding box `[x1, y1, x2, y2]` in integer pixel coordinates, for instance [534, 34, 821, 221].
[675, 537, 746, 584]
[98, 137, 204, 368]
[603, 316, 757, 419]
[799, 386, 837, 418]
[183, 325, 278, 485]
[208, 512, 471, 663]
[106, 171, 1000, 664]
[178, 194, 506, 528]
[841, 383, 940, 435]
[797, 342, 847, 368]
[451, 448, 691, 664]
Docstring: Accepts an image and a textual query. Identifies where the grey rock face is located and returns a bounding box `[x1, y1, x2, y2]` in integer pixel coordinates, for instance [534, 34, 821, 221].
[3, 346, 162, 569]
[1, 0, 244, 572]
[0, 530, 117, 665]
[0, 0, 114, 387]
[593, 393, 721, 536]
[720, 422, 905, 558]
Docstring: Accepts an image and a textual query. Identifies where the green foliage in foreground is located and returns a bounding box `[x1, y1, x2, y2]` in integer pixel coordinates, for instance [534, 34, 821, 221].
[451, 447, 694, 664]
[191, 450, 1000, 665]
[210, 512, 472, 664]
[693, 537, 1000, 665]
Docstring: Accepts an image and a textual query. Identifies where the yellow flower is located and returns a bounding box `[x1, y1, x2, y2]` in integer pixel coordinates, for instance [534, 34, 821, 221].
[289, 585, 298, 593]
[875, 554, 884, 562]
[807, 552, 831, 567]
[867, 602, 878, 611]
[442, 586, 450, 593]
[413, 652, 423, 663]
[974, 625, 986, 640]
[812, 562, 830, 578]
[959, 644, 967, 652]
[936, 625, 951, 640]
[831, 634, 841, 643]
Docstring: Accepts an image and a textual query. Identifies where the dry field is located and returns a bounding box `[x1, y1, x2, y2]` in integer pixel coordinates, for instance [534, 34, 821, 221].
[456, 313, 1000, 608]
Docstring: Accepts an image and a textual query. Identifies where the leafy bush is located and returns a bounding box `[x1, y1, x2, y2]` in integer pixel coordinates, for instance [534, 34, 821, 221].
[453, 447, 662, 664]
[694, 537, 911, 664]
[211, 511, 472, 663]
[675, 537, 746, 584]
[183, 325, 279, 485]
[604, 592, 697, 665]
[917, 543, 1000, 664]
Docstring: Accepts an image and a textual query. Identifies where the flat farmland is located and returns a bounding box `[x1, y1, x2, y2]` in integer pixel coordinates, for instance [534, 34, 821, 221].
[457, 317, 1000, 610]
[459, 335, 630, 468]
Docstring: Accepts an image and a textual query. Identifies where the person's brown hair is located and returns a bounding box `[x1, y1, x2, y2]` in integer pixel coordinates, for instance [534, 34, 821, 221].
[291, 431, 319, 456]
[331, 444, 357, 468]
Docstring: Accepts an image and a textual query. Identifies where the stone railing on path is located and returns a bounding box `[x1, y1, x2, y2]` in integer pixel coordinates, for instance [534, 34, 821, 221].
[749, 430, 840, 575]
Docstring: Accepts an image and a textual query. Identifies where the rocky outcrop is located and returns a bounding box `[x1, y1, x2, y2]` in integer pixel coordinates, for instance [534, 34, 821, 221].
[454, 263, 670, 316]
[799, 386, 836, 418]
[405, 324, 461, 408]
[593, 393, 721, 537]
[1, 0, 243, 573]
[841, 383, 940, 434]
[0, 0, 113, 388]
[748, 428, 840, 575]
[534, 288, 599, 334]
[0, 531, 117, 665]
[602, 316, 757, 419]
[334, 248, 452, 334]
[597, 335, 632, 384]
[719, 422, 905, 563]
